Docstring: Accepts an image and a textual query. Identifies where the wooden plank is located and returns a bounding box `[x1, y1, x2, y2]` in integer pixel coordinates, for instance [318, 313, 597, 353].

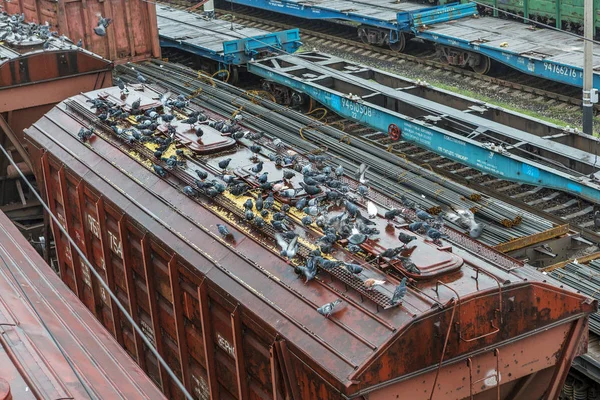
[494, 224, 570, 253]
[168, 255, 191, 391]
[197, 280, 218, 399]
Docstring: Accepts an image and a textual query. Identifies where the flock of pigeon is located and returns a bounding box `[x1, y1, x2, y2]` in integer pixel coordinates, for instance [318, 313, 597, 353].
[80, 77, 486, 319]
[0, 11, 111, 49]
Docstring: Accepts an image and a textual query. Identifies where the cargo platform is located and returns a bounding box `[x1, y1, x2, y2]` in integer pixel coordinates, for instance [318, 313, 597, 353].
[248, 52, 600, 202]
[157, 5, 301, 66]
[224, 0, 600, 87]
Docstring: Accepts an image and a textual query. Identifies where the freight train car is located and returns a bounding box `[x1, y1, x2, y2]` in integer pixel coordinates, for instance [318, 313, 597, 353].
[439, 0, 600, 38]
[220, 0, 600, 88]
[1, 0, 160, 64]
[21, 84, 596, 399]
[0, 208, 166, 399]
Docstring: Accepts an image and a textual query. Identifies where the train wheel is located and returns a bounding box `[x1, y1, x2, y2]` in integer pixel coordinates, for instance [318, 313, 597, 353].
[472, 56, 491, 75]
[358, 27, 369, 44]
[388, 33, 405, 52]
[229, 67, 239, 85]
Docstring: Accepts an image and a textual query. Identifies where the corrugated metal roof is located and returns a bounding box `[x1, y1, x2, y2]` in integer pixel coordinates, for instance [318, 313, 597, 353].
[0, 209, 165, 399]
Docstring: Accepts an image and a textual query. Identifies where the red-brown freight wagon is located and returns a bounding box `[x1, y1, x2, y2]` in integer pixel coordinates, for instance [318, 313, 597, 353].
[1, 0, 160, 64]
[0, 208, 166, 399]
[22, 85, 597, 399]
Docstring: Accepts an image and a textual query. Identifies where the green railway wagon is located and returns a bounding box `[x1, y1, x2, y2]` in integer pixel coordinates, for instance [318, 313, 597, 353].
[437, 0, 600, 37]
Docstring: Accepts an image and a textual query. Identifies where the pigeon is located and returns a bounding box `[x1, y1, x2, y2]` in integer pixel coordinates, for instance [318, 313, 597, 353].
[249, 144, 261, 159]
[218, 158, 232, 170]
[367, 201, 378, 219]
[404, 260, 421, 275]
[317, 299, 343, 318]
[251, 161, 264, 174]
[347, 244, 361, 253]
[357, 185, 369, 196]
[301, 216, 313, 226]
[416, 210, 434, 221]
[300, 182, 320, 196]
[255, 197, 264, 211]
[391, 277, 408, 305]
[216, 224, 231, 238]
[195, 169, 208, 180]
[131, 98, 141, 110]
[295, 198, 308, 211]
[76, 38, 82, 47]
[283, 170, 296, 180]
[183, 186, 196, 196]
[264, 195, 274, 210]
[93, 24, 107, 36]
[364, 278, 386, 290]
[137, 72, 147, 85]
[257, 172, 269, 184]
[356, 163, 368, 184]
[344, 201, 360, 218]
[348, 233, 367, 245]
[400, 195, 416, 209]
[408, 221, 424, 232]
[384, 208, 403, 221]
[335, 164, 344, 177]
[378, 246, 405, 260]
[152, 164, 167, 177]
[296, 264, 317, 283]
[272, 212, 286, 221]
[343, 262, 363, 274]
[397, 232, 417, 244]
[77, 127, 94, 142]
[275, 233, 298, 259]
[195, 127, 204, 138]
[253, 216, 266, 228]
[243, 199, 254, 210]
[470, 223, 485, 239]
[245, 210, 254, 221]
[425, 228, 446, 242]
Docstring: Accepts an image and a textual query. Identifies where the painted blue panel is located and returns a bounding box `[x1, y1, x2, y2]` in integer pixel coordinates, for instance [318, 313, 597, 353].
[406, 3, 477, 30]
[160, 29, 301, 66]
[417, 30, 600, 89]
[248, 62, 600, 202]
[224, 0, 399, 29]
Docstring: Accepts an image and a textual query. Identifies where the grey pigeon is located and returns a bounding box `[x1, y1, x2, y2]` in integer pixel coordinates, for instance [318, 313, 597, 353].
[397, 232, 417, 244]
[275, 233, 298, 259]
[317, 299, 343, 318]
[216, 224, 231, 238]
[416, 210, 433, 221]
[391, 277, 408, 305]
[355, 163, 369, 184]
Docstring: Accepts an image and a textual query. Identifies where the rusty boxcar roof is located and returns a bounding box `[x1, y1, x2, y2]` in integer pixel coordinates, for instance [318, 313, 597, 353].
[0, 209, 165, 399]
[0, 16, 112, 88]
[23, 85, 596, 396]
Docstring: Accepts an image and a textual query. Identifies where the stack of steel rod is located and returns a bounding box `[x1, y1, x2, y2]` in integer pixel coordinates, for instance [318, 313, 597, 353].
[549, 260, 600, 334]
[116, 61, 556, 246]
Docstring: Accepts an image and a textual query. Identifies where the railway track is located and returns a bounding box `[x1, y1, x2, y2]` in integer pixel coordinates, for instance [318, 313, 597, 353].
[154, 0, 595, 115]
